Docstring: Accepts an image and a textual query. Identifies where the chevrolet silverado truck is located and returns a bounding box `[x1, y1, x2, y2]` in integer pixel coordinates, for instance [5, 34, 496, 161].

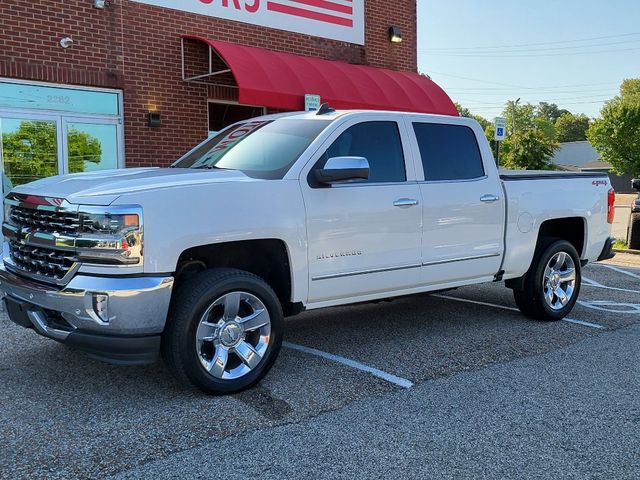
[1, 109, 616, 394]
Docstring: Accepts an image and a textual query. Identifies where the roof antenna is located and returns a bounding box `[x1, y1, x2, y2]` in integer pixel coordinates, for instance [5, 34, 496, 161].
[316, 103, 335, 115]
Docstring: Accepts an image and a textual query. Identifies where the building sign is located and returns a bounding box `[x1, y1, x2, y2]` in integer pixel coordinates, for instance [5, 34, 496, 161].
[304, 94, 321, 112]
[0, 82, 120, 116]
[131, 0, 365, 45]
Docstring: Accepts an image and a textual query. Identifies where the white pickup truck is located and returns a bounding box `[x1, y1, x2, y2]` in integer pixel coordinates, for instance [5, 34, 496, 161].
[1, 108, 615, 394]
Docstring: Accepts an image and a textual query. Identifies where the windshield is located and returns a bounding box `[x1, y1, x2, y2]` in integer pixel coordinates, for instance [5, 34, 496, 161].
[172, 119, 331, 179]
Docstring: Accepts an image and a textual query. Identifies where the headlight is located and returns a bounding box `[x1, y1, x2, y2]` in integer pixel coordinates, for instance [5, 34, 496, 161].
[80, 212, 140, 236]
[76, 207, 143, 266]
[3, 202, 13, 225]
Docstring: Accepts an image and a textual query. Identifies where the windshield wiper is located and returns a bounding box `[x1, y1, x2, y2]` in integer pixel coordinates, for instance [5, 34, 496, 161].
[193, 165, 231, 170]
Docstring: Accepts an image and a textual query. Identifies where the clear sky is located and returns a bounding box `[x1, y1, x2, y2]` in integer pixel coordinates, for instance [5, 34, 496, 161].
[417, 0, 640, 121]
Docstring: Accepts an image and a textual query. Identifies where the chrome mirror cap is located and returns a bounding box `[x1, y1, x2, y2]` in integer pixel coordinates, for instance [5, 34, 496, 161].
[314, 156, 370, 185]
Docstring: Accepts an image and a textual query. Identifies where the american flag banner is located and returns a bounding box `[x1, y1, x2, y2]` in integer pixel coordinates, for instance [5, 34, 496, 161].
[131, 0, 365, 44]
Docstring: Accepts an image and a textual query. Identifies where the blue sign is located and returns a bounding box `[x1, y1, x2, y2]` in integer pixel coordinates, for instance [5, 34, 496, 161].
[496, 127, 504, 136]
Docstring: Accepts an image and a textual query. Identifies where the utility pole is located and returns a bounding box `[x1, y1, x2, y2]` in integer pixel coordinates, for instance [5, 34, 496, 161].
[511, 97, 521, 134]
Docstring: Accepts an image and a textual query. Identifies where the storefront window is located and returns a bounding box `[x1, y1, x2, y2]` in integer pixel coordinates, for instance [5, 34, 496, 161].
[1, 118, 59, 190]
[66, 123, 119, 173]
[0, 81, 123, 203]
[0, 82, 119, 116]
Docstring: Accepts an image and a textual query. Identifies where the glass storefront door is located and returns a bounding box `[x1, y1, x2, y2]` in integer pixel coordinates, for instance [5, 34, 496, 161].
[0, 114, 63, 194]
[0, 80, 124, 205]
[0, 115, 122, 195]
[63, 119, 120, 174]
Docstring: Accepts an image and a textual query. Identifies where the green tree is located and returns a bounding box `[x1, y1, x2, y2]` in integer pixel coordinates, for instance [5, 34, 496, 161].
[502, 129, 559, 170]
[503, 101, 536, 135]
[620, 78, 640, 98]
[1, 121, 101, 188]
[536, 102, 569, 123]
[533, 116, 556, 140]
[455, 102, 490, 130]
[588, 79, 640, 176]
[555, 113, 590, 143]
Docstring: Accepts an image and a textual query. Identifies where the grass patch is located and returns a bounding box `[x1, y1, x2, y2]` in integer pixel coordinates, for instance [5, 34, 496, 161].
[613, 239, 628, 250]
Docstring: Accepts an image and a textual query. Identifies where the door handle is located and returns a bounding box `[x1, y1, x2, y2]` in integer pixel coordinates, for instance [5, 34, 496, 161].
[480, 194, 500, 203]
[393, 198, 419, 208]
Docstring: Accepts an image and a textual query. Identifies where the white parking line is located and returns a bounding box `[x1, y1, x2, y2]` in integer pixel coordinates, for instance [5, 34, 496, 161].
[432, 294, 605, 329]
[432, 294, 519, 312]
[582, 275, 640, 294]
[597, 264, 640, 281]
[283, 341, 414, 389]
[558, 317, 606, 329]
[577, 300, 640, 314]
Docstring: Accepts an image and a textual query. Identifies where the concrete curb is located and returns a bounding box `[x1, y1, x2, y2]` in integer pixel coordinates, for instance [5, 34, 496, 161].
[613, 248, 640, 255]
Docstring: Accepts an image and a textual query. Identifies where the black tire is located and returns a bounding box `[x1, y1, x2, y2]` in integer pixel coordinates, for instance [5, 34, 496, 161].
[162, 268, 283, 395]
[627, 212, 640, 250]
[513, 239, 581, 321]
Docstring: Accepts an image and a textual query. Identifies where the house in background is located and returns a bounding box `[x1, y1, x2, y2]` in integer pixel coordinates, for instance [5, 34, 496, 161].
[552, 141, 634, 193]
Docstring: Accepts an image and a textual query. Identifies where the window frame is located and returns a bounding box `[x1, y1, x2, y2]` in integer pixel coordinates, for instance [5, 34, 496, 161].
[306, 117, 413, 189]
[407, 118, 489, 184]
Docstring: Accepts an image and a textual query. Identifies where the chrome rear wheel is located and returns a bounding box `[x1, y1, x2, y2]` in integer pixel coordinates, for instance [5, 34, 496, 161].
[542, 252, 576, 311]
[512, 239, 581, 321]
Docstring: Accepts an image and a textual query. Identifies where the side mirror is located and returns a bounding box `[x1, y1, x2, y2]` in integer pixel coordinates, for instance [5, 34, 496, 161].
[314, 156, 370, 185]
[632, 178, 640, 192]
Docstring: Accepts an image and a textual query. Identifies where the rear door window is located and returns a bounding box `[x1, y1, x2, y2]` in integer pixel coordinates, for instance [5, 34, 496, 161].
[319, 121, 406, 183]
[413, 123, 485, 181]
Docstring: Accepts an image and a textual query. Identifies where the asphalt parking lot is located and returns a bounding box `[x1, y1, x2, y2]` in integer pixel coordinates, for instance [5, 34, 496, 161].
[1, 254, 639, 479]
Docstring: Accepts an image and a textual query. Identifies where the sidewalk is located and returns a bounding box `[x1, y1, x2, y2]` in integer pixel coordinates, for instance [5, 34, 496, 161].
[613, 194, 636, 241]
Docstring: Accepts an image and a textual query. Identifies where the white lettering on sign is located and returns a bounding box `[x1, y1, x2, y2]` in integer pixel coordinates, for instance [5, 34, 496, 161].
[130, 0, 364, 45]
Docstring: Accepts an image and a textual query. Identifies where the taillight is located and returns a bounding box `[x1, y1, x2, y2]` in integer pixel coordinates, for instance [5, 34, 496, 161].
[607, 188, 615, 224]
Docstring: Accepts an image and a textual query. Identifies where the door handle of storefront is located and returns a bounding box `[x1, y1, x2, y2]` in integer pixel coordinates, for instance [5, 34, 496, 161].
[480, 194, 500, 203]
[393, 198, 419, 208]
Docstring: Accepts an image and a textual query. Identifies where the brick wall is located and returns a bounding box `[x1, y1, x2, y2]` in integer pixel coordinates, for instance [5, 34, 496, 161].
[1, 0, 418, 167]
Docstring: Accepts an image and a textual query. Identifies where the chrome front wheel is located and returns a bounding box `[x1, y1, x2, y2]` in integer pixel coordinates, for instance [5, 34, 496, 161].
[196, 292, 272, 380]
[162, 268, 283, 395]
[542, 252, 576, 311]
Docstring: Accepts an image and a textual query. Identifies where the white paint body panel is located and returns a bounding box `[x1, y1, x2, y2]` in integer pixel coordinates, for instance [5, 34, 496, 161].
[401, 115, 506, 285]
[500, 175, 611, 279]
[9, 111, 613, 310]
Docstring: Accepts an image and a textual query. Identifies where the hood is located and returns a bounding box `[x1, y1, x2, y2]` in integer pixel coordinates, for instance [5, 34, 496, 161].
[10, 168, 257, 206]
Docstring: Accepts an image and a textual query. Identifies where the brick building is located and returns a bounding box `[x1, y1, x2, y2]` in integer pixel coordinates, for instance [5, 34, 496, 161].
[0, 0, 454, 193]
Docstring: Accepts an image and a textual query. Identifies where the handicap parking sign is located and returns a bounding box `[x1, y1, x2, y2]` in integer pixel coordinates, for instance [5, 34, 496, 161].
[494, 117, 507, 141]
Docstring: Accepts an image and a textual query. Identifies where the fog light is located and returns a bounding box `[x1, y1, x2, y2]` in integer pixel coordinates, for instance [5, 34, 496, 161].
[93, 294, 109, 323]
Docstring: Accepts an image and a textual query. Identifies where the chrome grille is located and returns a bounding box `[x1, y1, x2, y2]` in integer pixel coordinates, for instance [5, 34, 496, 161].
[8, 240, 78, 281]
[9, 206, 80, 235]
[5, 201, 80, 284]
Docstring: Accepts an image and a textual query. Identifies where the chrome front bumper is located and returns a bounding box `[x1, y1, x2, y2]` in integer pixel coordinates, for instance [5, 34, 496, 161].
[0, 266, 174, 363]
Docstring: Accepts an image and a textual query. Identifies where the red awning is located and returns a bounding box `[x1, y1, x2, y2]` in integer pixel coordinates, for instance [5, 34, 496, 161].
[182, 35, 458, 116]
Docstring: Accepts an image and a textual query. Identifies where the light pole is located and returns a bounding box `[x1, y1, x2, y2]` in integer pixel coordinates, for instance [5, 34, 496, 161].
[511, 97, 521, 134]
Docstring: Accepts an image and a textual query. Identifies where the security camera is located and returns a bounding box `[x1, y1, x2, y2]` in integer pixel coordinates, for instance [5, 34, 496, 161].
[59, 37, 74, 49]
[94, 0, 107, 8]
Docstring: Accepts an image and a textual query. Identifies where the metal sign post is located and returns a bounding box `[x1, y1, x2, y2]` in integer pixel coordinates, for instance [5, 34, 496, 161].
[494, 117, 506, 166]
